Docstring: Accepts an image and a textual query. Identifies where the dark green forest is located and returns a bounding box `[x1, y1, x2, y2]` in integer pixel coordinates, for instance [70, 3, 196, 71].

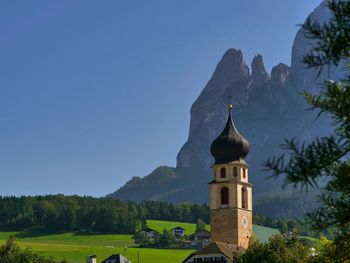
[0, 195, 208, 233]
[0, 195, 316, 236]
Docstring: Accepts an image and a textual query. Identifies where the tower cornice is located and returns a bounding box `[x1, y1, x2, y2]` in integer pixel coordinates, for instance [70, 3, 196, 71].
[208, 179, 253, 187]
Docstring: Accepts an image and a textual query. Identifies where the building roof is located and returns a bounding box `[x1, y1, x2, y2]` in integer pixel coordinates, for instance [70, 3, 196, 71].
[210, 108, 250, 165]
[101, 254, 130, 263]
[171, 226, 185, 231]
[138, 227, 157, 233]
[190, 230, 211, 237]
[183, 242, 245, 262]
[189, 230, 211, 241]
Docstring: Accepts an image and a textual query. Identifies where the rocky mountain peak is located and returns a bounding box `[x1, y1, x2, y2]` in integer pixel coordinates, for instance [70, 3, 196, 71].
[108, 0, 334, 211]
[271, 63, 290, 85]
[290, 0, 341, 92]
[251, 54, 269, 83]
[210, 48, 249, 85]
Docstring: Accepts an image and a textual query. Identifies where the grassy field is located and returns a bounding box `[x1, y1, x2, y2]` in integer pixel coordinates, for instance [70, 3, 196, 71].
[0, 220, 281, 262]
[0, 231, 193, 263]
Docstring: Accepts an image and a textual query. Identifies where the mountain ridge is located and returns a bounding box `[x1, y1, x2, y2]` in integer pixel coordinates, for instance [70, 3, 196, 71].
[107, 0, 338, 217]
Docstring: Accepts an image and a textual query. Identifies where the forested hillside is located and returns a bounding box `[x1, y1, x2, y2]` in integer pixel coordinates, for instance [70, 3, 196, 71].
[0, 195, 208, 233]
[0, 195, 321, 237]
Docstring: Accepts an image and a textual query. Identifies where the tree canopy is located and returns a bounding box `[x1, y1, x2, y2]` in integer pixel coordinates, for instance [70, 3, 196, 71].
[263, 1, 350, 261]
[0, 236, 67, 263]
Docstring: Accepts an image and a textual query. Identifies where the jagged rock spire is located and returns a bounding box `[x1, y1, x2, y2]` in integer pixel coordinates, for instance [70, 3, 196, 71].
[251, 54, 269, 83]
[210, 49, 250, 85]
[271, 63, 290, 85]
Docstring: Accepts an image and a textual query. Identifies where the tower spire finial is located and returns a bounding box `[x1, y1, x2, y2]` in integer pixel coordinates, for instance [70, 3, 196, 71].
[227, 95, 233, 111]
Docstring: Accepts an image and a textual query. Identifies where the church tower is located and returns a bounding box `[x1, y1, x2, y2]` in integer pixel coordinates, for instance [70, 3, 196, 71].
[209, 104, 252, 249]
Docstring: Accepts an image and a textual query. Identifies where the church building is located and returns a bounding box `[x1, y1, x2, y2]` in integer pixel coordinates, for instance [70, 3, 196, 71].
[183, 104, 252, 263]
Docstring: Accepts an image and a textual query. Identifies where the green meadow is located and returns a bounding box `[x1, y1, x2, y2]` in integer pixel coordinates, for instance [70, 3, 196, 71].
[0, 220, 282, 262]
[0, 231, 193, 263]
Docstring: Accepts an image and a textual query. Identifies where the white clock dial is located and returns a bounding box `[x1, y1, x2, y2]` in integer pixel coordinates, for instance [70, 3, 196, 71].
[241, 215, 248, 229]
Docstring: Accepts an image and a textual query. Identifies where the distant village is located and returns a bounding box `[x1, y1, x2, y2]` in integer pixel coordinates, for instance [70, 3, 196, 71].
[135, 222, 211, 249]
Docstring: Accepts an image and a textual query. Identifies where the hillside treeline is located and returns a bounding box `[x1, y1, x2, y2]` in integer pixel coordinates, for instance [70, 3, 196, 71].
[0, 195, 209, 233]
[0, 195, 320, 236]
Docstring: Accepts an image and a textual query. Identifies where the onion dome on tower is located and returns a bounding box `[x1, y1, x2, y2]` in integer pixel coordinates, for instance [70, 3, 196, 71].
[210, 104, 250, 164]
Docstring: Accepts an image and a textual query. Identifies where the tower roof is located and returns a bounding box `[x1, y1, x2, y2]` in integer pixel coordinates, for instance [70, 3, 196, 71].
[210, 105, 250, 164]
[182, 242, 245, 263]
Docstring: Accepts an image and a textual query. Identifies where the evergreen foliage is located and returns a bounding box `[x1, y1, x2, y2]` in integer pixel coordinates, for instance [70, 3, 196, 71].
[263, 1, 350, 262]
[0, 236, 67, 263]
[0, 195, 312, 236]
[133, 228, 177, 248]
[133, 231, 152, 247]
[195, 219, 206, 232]
[158, 229, 177, 247]
[264, 0, 350, 233]
[236, 234, 311, 263]
[0, 195, 209, 234]
[309, 232, 350, 263]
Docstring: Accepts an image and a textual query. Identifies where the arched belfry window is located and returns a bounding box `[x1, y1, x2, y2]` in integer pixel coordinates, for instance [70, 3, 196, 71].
[241, 187, 248, 209]
[242, 168, 246, 179]
[221, 187, 229, 206]
[233, 167, 238, 177]
[220, 167, 226, 178]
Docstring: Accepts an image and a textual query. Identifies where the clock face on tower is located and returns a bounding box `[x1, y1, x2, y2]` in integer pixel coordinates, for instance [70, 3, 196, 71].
[241, 215, 248, 229]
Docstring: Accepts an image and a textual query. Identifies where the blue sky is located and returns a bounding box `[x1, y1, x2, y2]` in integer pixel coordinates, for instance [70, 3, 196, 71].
[0, 1, 321, 196]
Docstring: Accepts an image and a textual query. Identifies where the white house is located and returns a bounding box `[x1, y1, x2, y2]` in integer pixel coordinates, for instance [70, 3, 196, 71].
[86, 255, 97, 263]
[171, 226, 185, 237]
[101, 254, 131, 263]
[138, 227, 159, 238]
